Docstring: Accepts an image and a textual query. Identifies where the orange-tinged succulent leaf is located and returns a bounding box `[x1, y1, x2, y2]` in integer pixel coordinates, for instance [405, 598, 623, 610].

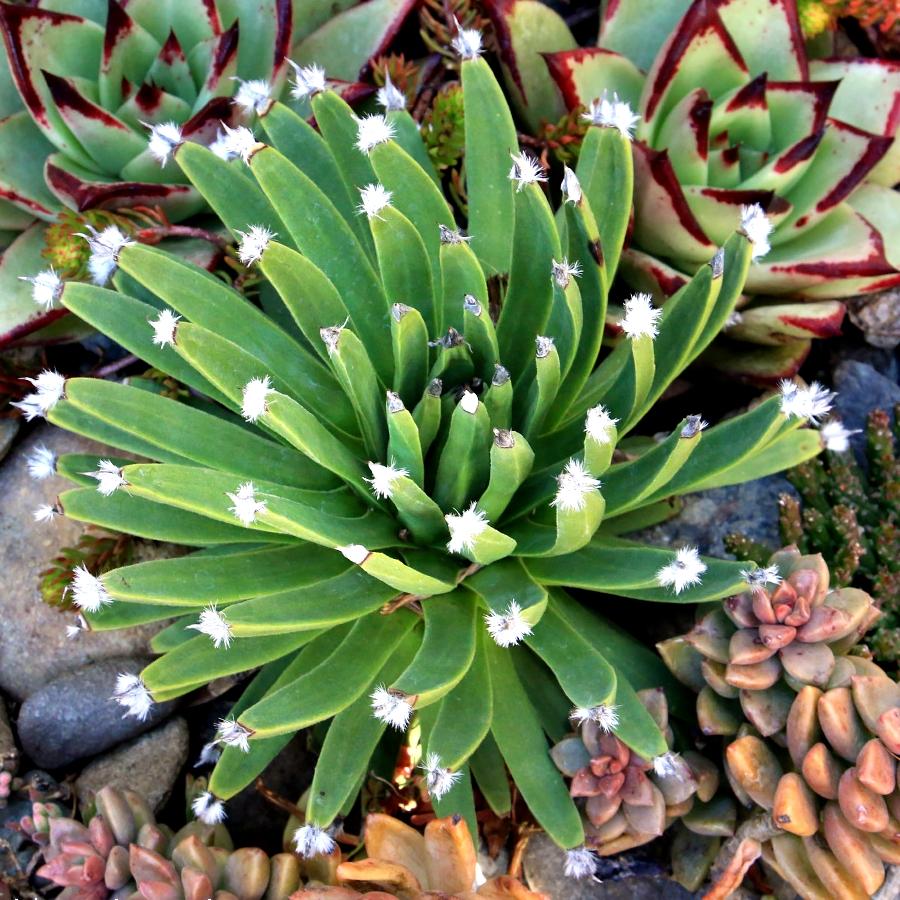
[724, 657, 781, 691]
[786, 685, 822, 768]
[423, 816, 477, 894]
[770, 833, 832, 900]
[823, 802, 886, 895]
[361, 814, 428, 889]
[818, 687, 867, 762]
[801, 742, 842, 800]
[725, 735, 783, 809]
[336, 858, 422, 892]
[857, 739, 896, 795]
[772, 773, 819, 836]
[703, 836, 762, 900]
[837, 767, 890, 833]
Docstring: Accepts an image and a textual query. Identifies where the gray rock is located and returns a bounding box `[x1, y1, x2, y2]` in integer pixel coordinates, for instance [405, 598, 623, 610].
[76, 717, 188, 812]
[0, 418, 18, 464]
[0, 425, 166, 701]
[0, 696, 17, 775]
[847, 289, 900, 350]
[631, 476, 794, 558]
[17, 658, 176, 770]
[523, 833, 692, 899]
[833, 360, 900, 457]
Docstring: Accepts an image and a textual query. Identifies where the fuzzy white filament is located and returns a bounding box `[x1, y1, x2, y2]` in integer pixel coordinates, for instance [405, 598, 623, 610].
[652, 751, 682, 778]
[237, 225, 274, 266]
[485, 600, 532, 647]
[241, 375, 274, 422]
[288, 61, 327, 100]
[68, 564, 113, 613]
[620, 293, 662, 340]
[11, 370, 66, 421]
[85, 459, 126, 496]
[227, 482, 266, 526]
[446, 502, 488, 554]
[34, 504, 59, 523]
[233, 78, 271, 115]
[149, 308, 181, 348]
[376, 73, 406, 111]
[585, 405, 618, 445]
[778, 380, 835, 424]
[112, 673, 154, 721]
[740, 203, 773, 260]
[451, 22, 483, 59]
[821, 419, 858, 453]
[210, 123, 259, 163]
[215, 717, 252, 753]
[20, 269, 63, 310]
[561, 166, 582, 204]
[552, 459, 601, 513]
[145, 121, 183, 164]
[569, 704, 619, 733]
[65, 614, 88, 639]
[355, 114, 395, 154]
[293, 823, 336, 858]
[338, 544, 370, 565]
[26, 443, 56, 480]
[358, 183, 393, 219]
[581, 93, 639, 139]
[459, 390, 479, 414]
[421, 752, 461, 800]
[564, 847, 597, 880]
[366, 461, 408, 499]
[552, 258, 582, 289]
[192, 791, 227, 825]
[188, 604, 233, 649]
[370, 685, 413, 729]
[508, 151, 547, 192]
[656, 547, 706, 595]
[79, 225, 133, 286]
[741, 565, 781, 588]
[195, 742, 221, 768]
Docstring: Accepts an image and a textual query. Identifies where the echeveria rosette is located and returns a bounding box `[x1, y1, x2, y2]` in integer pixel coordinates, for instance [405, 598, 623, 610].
[21, 43, 832, 870]
[486, 0, 900, 379]
[658, 548, 900, 898]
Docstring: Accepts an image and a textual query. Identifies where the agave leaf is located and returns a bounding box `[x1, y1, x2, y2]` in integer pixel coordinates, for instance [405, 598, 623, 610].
[434, 395, 492, 512]
[479, 430, 535, 522]
[386, 109, 440, 185]
[306, 625, 420, 826]
[258, 101, 371, 251]
[143, 630, 315, 694]
[463, 293, 500, 381]
[461, 55, 518, 275]
[291, 0, 416, 81]
[208, 634, 347, 800]
[427, 627, 493, 772]
[150, 615, 199, 652]
[174, 142, 285, 239]
[487, 640, 583, 849]
[249, 145, 393, 382]
[525, 595, 616, 710]
[469, 733, 511, 816]
[497, 184, 559, 383]
[63, 377, 329, 490]
[61, 486, 281, 547]
[391, 588, 478, 707]
[370, 204, 436, 335]
[102, 544, 345, 604]
[385, 397, 425, 484]
[239, 610, 418, 738]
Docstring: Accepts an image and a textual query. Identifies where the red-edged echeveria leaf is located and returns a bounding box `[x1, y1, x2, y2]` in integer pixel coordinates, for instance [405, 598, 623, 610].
[192, 20, 239, 108]
[638, 0, 747, 141]
[291, 0, 417, 82]
[681, 187, 787, 246]
[747, 204, 899, 298]
[709, 75, 770, 154]
[224, 0, 292, 84]
[849, 182, 900, 273]
[114, 82, 193, 132]
[724, 301, 845, 346]
[654, 88, 712, 185]
[144, 30, 199, 107]
[97, 0, 161, 111]
[715, 0, 807, 81]
[0, 4, 103, 168]
[44, 154, 203, 221]
[631, 143, 716, 265]
[484, 0, 577, 131]
[810, 57, 900, 187]
[0, 111, 63, 220]
[702, 338, 812, 384]
[598, 0, 692, 73]
[543, 47, 643, 112]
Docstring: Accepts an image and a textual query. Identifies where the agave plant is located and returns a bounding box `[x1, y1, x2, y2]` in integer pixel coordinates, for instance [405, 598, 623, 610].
[0, 0, 422, 347]
[659, 548, 900, 898]
[19, 31, 833, 874]
[485, 0, 900, 380]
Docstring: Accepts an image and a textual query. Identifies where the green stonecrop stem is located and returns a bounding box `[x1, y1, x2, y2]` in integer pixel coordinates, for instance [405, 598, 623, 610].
[17, 25, 839, 875]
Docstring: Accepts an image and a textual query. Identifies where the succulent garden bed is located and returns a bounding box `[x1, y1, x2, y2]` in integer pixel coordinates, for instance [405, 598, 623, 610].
[0, 1, 898, 898]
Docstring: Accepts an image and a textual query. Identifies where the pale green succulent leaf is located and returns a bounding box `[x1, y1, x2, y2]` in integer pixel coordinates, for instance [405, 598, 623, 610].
[461, 56, 518, 275]
[239, 610, 418, 738]
[598, 0, 692, 72]
[715, 0, 805, 82]
[149, 616, 200, 652]
[386, 109, 440, 185]
[478, 430, 535, 523]
[0, 112, 64, 219]
[487, 640, 583, 850]
[440, 238, 488, 338]
[306, 624, 420, 827]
